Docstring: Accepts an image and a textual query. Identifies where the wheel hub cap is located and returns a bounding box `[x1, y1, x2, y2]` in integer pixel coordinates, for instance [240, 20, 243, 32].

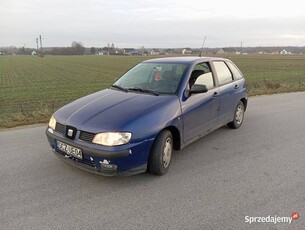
[236, 105, 244, 124]
[163, 138, 172, 168]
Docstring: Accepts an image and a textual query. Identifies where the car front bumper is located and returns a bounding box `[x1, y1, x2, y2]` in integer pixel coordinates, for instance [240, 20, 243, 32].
[46, 128, 153, 176]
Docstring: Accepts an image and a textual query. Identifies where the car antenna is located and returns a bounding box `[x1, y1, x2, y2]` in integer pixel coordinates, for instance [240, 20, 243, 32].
[199, 36, 207, 57]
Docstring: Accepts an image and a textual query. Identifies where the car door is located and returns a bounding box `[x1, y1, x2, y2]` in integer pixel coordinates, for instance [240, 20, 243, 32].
[181, 62, 220, 143]
[211, 61, 238, 124]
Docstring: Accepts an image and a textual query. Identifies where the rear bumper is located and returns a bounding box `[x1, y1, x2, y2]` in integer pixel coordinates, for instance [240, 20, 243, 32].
[46, 128, 153, 176]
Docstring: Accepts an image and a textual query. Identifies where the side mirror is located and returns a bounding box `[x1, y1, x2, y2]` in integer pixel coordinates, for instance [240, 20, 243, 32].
[189, 84, 208, 95]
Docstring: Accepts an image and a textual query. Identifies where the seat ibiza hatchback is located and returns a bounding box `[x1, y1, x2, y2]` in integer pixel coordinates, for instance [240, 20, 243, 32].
[46, 57, 247, 176]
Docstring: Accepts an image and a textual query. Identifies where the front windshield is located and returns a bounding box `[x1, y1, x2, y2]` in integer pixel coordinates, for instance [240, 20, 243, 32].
[113, 62, 188, 94]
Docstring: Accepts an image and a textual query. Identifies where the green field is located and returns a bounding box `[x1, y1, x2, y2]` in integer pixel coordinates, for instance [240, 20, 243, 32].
[1, 55, 305, 128]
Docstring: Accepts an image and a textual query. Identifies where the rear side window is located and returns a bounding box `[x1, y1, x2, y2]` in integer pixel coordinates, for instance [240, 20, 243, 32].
[226, 61, 243, 80]
[213, 61, 233, 85]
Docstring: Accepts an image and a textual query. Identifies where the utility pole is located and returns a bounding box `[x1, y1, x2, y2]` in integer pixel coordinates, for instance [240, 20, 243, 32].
[39, 35, 43, 55]
[241, 42, 243, 54]
[36, 38, 39, 52]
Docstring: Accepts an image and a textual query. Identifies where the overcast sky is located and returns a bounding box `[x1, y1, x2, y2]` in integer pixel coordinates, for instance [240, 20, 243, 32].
[1, 0, 305, 48]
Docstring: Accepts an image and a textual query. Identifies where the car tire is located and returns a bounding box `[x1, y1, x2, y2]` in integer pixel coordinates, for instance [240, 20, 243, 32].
[228, 101, 245, 129]
[148, 130, 173, 175]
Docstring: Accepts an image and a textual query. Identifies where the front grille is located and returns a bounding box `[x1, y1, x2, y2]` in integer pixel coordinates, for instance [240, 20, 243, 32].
[55, 122, 65, 134]
[79, 131, 95, 143]
[55, 122, 95, 143]
[55, 148, 95, 168]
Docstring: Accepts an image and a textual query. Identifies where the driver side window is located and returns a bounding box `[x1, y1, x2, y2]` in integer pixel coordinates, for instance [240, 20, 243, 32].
[190, 63, 214, 90]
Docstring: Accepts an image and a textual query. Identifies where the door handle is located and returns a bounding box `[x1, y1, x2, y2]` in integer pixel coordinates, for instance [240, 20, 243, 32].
[234, 85, 239, 89]
[213, 92, 218, 98]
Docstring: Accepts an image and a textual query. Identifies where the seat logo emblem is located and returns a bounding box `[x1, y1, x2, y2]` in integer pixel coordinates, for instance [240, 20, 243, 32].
[67, 129, 73, 137]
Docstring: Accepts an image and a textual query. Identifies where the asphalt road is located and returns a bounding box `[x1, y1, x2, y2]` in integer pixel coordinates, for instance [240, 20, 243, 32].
[1, 92, 305, 230]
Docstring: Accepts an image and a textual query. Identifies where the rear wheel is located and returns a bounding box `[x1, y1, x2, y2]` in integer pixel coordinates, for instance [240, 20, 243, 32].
[228, 101, 245, 129]
[148, 130, 173, 175]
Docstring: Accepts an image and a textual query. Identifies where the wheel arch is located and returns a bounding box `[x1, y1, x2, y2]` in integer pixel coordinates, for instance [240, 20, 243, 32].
[163, 126, 181, 151]
[240, 97, 248, 111]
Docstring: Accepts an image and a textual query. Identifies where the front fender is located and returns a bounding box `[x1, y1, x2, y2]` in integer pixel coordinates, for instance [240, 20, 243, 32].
[125, 96, 182, 144]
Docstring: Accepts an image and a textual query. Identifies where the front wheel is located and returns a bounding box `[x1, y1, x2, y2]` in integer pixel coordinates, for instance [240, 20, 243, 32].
[228, 101, 245, 129]
[148, 130, 173, 175]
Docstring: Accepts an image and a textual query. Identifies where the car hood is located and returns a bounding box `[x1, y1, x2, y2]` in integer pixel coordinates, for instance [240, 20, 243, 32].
[54, 89, 181, 134]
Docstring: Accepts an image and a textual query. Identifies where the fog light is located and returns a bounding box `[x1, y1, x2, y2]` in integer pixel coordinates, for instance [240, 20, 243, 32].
[48, 127, 54, 134]
[100, 160, 117, 171]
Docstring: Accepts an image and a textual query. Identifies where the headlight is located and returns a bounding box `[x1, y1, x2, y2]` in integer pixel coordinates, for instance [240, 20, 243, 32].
[48, 115, 56, 130]
[92, 132, 132, 146]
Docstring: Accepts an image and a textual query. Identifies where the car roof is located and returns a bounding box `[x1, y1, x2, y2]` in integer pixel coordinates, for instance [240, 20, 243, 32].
[143, 56, 229, 64]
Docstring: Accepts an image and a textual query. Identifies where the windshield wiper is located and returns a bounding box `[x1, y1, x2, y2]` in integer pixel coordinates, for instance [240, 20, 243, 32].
[110, 84, 128, 92]
[128, 87, 159, 96]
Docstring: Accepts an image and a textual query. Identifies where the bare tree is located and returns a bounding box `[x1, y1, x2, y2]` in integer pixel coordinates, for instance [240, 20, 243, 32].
[71, 41, 85, 55]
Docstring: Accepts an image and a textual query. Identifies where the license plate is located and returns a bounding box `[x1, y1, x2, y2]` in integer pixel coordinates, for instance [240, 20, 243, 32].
[56, 140, 83, 160]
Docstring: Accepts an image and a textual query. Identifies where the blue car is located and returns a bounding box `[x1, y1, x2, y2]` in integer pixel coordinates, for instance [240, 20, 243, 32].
[46, 57, 247, 176]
